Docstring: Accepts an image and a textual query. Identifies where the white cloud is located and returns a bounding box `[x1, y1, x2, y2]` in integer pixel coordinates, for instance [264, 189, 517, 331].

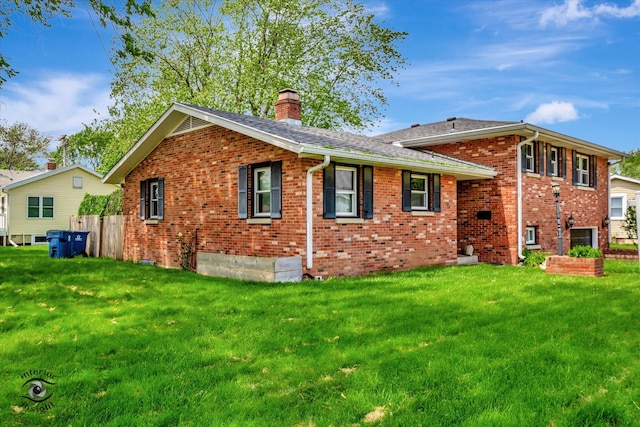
[0, 72, 111, 147]
[525, 101, 579, 124]
[540, 0, 640, 27]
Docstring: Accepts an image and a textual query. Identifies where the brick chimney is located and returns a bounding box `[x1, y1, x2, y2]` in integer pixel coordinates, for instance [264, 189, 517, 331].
[45, 159, 57, 172]
[274, 89, 301, 125]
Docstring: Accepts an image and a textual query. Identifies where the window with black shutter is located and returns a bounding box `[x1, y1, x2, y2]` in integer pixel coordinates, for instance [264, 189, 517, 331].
[323, 163, 372, 219]
[402, 171, 441, 212]
[238, 161, 282, 219]
[140, 178, 164, 220]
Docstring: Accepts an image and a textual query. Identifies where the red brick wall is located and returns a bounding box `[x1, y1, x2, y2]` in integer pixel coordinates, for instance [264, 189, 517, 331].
[546, 256, 604, 277]
[123, 125, 458, 277]
[427, 136, 610, 264]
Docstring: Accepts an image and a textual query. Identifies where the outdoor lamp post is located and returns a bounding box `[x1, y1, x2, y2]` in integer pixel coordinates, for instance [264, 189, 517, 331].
[551, 183, 563, 256]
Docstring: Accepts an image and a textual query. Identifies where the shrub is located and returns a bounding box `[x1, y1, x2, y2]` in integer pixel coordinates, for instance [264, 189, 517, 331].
[522, 248, 549, 267]
[567, 245, 602, 258]
[77, 189, 123, 217]
[621, 206, 637, 246]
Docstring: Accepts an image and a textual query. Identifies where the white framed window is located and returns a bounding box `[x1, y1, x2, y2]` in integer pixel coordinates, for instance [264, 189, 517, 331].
[525, 226, 537, 245]
[549, 147, 558, 177]
[72, 176, 83, 189]
[253, 166, 271, 217]
[336, 166, 357, 216]
[27, 196, 54, 218]
[610, 194, 626, 220]
[524, 142, 535, 172]
[149, 181, 160, 218]
[576, 153, 590, 185]
[411, 174, 429, 209]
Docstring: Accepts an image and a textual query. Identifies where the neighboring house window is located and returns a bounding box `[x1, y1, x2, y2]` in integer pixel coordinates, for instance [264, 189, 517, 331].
[27, 196, 54, 218]
[521, 141, 544, 174]
[72, 176, 83, 189]
[323, 163, 373, 219]
[140, 178, 164, 220]
[572, 151, 597, 188]
[610, 194, 626, 220]
[525, 226, 537, 245]
[402, 171, 441, 212]
[238, 161, 282, 219]
[546, 145, 566, 178]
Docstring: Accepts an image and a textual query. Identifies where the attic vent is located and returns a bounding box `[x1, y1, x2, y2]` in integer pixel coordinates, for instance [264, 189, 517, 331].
[172, 116, 211, 135]
[410, 123, 420, 128]
[446, 117, 457, 122]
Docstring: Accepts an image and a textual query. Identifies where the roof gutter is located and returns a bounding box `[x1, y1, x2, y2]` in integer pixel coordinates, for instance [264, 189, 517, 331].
[517, 131, 539, 260]
[306, 155, 331, 270]
[298, 147, 497, 180]
[395, 123, 625, 160]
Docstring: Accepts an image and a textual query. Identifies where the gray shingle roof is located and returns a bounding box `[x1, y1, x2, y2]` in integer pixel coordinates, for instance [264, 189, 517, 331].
[0, 169, 43, 190]
[182, 105, 495, 173]
[376, 117, 519, 143]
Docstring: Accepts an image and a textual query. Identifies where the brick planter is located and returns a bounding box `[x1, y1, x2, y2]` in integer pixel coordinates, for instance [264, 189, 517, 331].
[546, 256, 604, 277]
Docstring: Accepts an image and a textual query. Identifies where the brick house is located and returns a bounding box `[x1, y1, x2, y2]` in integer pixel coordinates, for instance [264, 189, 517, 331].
[103, 90, 497, 279]
[378, 118, 625, 264]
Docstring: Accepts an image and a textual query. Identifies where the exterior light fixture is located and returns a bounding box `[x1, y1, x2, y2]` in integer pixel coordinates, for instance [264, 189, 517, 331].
[551, 183, 563, 256]
[602, 216, 610, 228]
[565, 215, 575, 230]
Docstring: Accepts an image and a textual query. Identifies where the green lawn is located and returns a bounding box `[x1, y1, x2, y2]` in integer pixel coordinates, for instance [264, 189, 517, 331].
[2, 246, 640, 426]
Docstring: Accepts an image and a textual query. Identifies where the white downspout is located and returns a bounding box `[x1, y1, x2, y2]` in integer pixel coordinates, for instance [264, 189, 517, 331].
[517, 131, 539, 260]
[306, 155, 331, 270]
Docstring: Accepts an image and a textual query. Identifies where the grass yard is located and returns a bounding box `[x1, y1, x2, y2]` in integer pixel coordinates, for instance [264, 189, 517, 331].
[2, 246, 640, 426]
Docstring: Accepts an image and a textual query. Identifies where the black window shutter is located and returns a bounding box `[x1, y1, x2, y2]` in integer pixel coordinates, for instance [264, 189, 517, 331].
[362, 166, 374, 219]
[546, 144, 552, 176]
[140, 180, 147, 220]
[270, 161, 282, 219]
[591, 155, 597, 188]
[323, 163, 336, 219]
[238, 165, 248, 219]
[402, 170, 412, 212]
[572, 150, 578, 185]
[157, 178, 165, 220]
[520, 143, 527, 172]
[561, 148, 567, 178]
[433, 174, 441, 212]
[537, 142, 544, 175]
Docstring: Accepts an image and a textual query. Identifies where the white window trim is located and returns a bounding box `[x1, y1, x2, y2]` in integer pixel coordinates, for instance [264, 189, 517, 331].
[149, 181, 160, 219]
[524, 142, 535, 172]
[525, 226, 537, 245]
[610, 193, 627, 220]
[253, 166, 271, 217]
[335, 166, 357, 217]
[411, 174, 429, 210]
[549, 146, 559, 177]
[576, 153, 590, 186]
[27, 196, 55, 219]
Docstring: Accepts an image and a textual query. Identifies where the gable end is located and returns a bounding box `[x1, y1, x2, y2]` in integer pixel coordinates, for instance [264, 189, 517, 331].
[171, 116, 212, 135]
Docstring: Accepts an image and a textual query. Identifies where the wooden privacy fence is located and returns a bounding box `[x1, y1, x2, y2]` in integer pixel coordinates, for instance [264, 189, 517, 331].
[69, 215, 124, 260]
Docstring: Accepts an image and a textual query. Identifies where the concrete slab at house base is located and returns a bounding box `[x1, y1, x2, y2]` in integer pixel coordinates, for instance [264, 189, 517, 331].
[197, 253, 302, 282]
[457, 255, 478, 265]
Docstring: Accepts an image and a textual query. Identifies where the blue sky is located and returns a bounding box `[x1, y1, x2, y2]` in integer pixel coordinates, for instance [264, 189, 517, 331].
[0, 0, 639, 155]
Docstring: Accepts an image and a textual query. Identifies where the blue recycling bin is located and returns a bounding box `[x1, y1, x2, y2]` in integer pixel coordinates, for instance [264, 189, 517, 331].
[69, 231, 90, 257]
[46, 230, 72, 258]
